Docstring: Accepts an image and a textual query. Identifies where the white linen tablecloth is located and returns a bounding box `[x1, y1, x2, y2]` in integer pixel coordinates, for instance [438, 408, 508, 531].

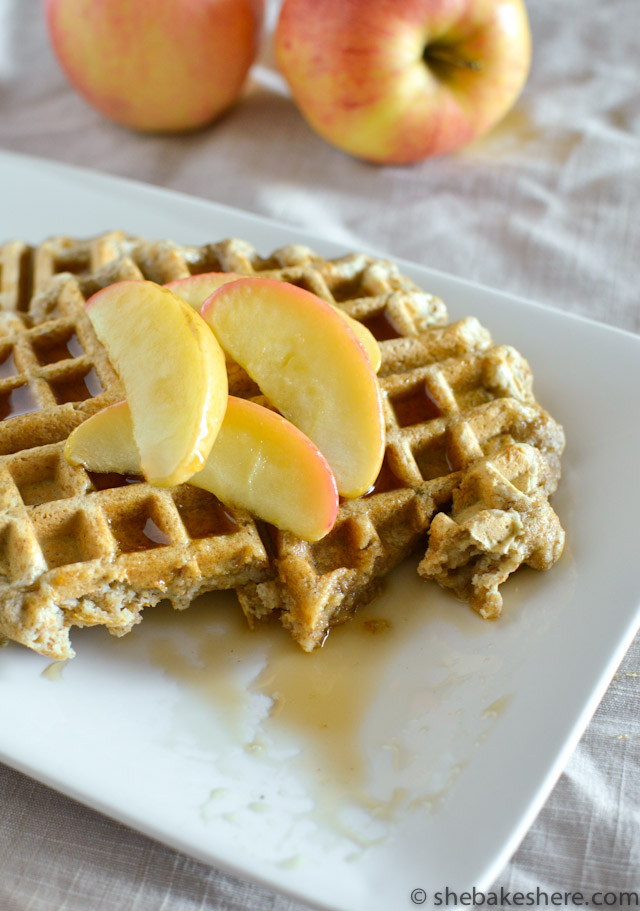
[1, 0, 638, 908]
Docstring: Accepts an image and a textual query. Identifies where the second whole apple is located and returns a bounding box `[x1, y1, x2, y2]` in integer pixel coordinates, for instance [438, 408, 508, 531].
[275, 0, 532, 164]
[45, 0, 265, 132]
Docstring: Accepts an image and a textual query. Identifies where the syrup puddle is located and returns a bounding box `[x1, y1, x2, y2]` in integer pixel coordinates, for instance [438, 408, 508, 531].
[140, 560, 509, 856]
[147, 588, 415, 791]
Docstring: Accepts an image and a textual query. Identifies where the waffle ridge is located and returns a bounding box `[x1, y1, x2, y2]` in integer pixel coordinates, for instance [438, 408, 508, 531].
[0, 232, 565, 657]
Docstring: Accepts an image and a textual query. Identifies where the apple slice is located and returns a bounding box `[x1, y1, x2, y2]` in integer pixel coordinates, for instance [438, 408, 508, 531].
[200, 277, 384, 498]
[164, 272, 244, 310]
[166, 272, 381, 372]
[65, 398, 339, 542]
[85, 280, 227, 487]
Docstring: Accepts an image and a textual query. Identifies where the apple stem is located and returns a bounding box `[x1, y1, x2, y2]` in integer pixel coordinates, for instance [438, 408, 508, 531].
[423, 45, 482, 73]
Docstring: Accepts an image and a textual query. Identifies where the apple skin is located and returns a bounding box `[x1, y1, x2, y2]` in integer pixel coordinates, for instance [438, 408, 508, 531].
[45, 0, 264, 132]
[275, 0, 531, 164]
[165, 271, 381, 372]
[65, 397, 339, 543]
[200, 277, 385, 498]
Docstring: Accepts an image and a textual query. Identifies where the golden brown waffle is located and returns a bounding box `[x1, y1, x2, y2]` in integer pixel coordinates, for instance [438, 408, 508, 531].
[0, 231, 140, 313]
[237, 326, 565, 649]
[0, 238, 271, 658]
[0, 232, 565, 658]
[418, 442, 565, 618]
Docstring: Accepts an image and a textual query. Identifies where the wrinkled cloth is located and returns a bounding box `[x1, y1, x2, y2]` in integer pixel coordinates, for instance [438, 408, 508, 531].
[1, 0, 639, 908]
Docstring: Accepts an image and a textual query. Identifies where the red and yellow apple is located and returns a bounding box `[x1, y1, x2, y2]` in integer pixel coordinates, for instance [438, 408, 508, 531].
[85, 280, 228, 487]
[65, 397, 339, 542]
[45, 0, 264, 132]
[275, 0, 531, 164]
[200, 277, 385, 498]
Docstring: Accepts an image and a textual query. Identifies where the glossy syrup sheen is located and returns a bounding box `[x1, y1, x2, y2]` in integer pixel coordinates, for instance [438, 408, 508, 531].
[0, 383, 39, 420]
[392, 384, 442, 426]
[0, 347, 18, 379]
[136, 571, 499, 850]
[360, 309, 402, 341]
[147, 595, 406, 790]
[33, 331, 83, 365]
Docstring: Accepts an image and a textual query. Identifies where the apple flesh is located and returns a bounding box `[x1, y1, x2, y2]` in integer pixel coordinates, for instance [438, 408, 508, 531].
[85, 280, 228, 487]
[200, 277, 385, 498]
[275, 0, 531, 163]
[164, 272, 245, 310]
[45, 0, 264, 132]
[65, 398, 339, 542]
[166, 272, 381, 372]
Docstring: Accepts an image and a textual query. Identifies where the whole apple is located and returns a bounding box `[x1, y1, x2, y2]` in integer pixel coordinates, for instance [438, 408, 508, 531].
[275, 0, 531, 164]
[45, 0, 264, 132]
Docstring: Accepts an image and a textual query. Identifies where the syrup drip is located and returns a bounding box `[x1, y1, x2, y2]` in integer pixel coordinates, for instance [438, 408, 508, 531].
[142, 518, 172, 547]
[88, 471, 143, 491]
[34, 331, 83, 365]
[173, 488, 239, 538]
[360, 309, 403, 341]
[0, 383, 39, 420]
[365, 451, 407, 497]
[50, 368, 103, 405]
[0, 348, 18, 379]
[392, 383, 441, 427]
[109, 509, 172, 553]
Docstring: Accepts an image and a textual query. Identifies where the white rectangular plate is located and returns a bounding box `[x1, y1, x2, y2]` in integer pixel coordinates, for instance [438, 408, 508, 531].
[1, 151, 639, 911]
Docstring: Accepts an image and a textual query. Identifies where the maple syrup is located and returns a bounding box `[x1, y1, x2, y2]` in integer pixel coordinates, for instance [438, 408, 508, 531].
[365, 450, 406, 496]
[360, 309, 402, 341]
[0, 383, 39, 420]
[172, 487, 239, 538]
[50, 367, 103, 405]
[392, 383, 441, 426]
[142, 517, 172, 547]
[108, 505, 172, 553]
[33, 330, 83, 366]
[0, 347, 18, 379]
[88, 471, 143, 491]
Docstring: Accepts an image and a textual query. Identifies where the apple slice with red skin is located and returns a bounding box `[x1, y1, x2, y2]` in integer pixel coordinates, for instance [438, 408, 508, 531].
[165, 272, 381, 373]
[85, 280, 227, 487]
[164, 272, 243, 310]
[200, 276, 385, 498]
[65, 397, 339, 542]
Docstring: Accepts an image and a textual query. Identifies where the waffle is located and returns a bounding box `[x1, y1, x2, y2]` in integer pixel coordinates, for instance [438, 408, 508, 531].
[0, 232, 565, 658]
[0, 237, 274, 658]
[418, 442, 565, 618]
[237, 326, 565, 649]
